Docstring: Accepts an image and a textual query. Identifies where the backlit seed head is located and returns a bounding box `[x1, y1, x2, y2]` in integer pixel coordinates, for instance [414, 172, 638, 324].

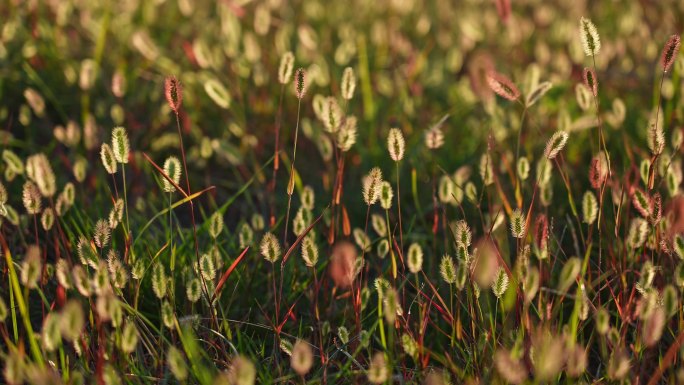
[209, 212, 224, 239]
[164, 76, 183, 113]
[22, 181, 42, 214]
[107, 252, 128, 289]
[239, 223, 254, 249]
[425, 125, 444, 149]
[162, 156, 182, 193]
[322, 97, 342, 133]
[494, 349, 528, 384]
[387, 128, 405, 162]
[21, 245, 42, 289]
[648, 122, 665, 156]
[92, 260, 111, 295]
[204, 78, 231, 109]
[26, 153, 56, 197]
[301, 234, 319, 267]
[251, 213, 264, 231]
[523, 267, 540, 303]
[575, 83, 592, 111]
[480, 153, 494, 185]
[278, 52, 295, 85]
[168, 346, 188, 381]
[632, 188, 652, 218]
[440, 254, 457, 284]
[492, 267, 509, 299]
[401, 334, 418, 359]
[579, 17, 601, 56]
[362, 167, 383, 206]
[120, 322, 139, 354]
[72, 266, 92, 296]
[674, 234, 684, 260]
[291, 339, 314, 376]
[73, 157, 88, 183]
[627, 218, 649, 249]
[353, 228, 371, 252]
[377, 239, 390, 259]
[100, 143, 117, 174]
[642, 307, 666, 347]
[161, 301, 174, 329]
[525, 81, 552, 107]
[151, 263, 167, 299]
[509, 209, 525, 238]
[407, 243, 424, 273]
[661, 35, 681, 72]
[56, 259, 71, 288]
[200, 252, 216, 281]
[662, 284, 679, 318]
[3, 150, 24, 178]
[300, 186, 315, 210]
[582, 191, 598, 225]
[371, 214, 387, 237]
[93, 219, 111, 248]
[260, 232, 281, 263]
[228, 356, 257, 385]
[438, 175, 456, 205]
[454, 220, 472, 248]
[336, 116, 357, 151]
[589, 152, 609, 189]
[111, 127, 130, 164]
[294, 68, 307, 100]
[341, 67, 356, 100]
[186, 278, 202, 303]
[40, 208, 54, 230]
[60, 300, 85, 341]
[583, 67, 598, 97]
[544, 131, 569, 160]
[379, 181, 393, 210]
[367, 352, 389, 384]
[558, 257, 581, 292]
[109, 199, 124, 229]
[517, 157, 530, 180]
[486, 71, 520, 101]
[0, 182, 6, 205]
[383, 287, 402, 324]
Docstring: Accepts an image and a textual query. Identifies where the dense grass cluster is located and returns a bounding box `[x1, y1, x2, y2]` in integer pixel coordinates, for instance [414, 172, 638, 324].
[1, 0, 684, 383]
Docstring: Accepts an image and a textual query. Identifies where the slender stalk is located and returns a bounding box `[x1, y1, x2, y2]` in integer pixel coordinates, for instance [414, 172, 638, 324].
[283, 97, 303, 246]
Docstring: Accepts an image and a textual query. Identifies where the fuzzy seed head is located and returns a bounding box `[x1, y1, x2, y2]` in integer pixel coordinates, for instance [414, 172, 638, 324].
[579, 17, 601, 56]
[336, 116, 357, 151]
[209, 212, 224, 239]
[379, 181, 393, 210]
[492, 267, 509, 299]
[260, 232, 281, 263]
[486, 71, 520, 101]
[291, 339, 314, 376]
[647, 123, 665, 156]
[425, 126, 444, 149]
[367, 352, 389, 384]
[440, 254, 457, 284]
[632, 188, 652, 218]
[517, 157, 530, 180]
[151, 263, 167, 299]
[60, 300, 85, 341]
[627, 218, 649, 249]
[480, 153, 494, 185]
[407, 243, 424, 273]
[204, 78, 231, 109]
[22, 181, 42, 214]
[120, 322, 139, 354]
[228, 356, 257, 385]
[341, 67, 356, 100]
[94, 219, 111, 248]
[164, 76, 183, 113]
[21, 245, 42, 289]
[362, 167, 383, 206]
[301, 234, 319, 267]
[111, 127, 130, 164]
[454, 220, 472, 248]
[583, 67, 598, 97]
[322, 97, 342, 133]
[387, 128, 405, 162]
[162, 156, 182, 192]
[186, 278, 201, 303]
[278, 52, 295, 84]
[26, 153, 56, 197]
[544, 130, 569, 160]
[294, 68, 307, 99]
[168, 346, 188, 381]
[101, 143, 118, 174]
[509, 208, 525, 238]
[239, 223, 254, 249]
[582, 191, 598, 225]
[525, 81, 552, 107]
[661, 35, 681, 72]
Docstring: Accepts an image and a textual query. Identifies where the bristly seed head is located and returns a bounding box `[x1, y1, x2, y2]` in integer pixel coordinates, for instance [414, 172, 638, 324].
[510, 208, 526, 238]
[164, 76, 183, 113]
[407, 243, 424, 273]
[486, 71, 520, 101]
[544, 130, 569, 160]
[661, 35, 681, 73]
[341, 67, 356, 100]
[101, 143, 117, 174]
[278, 52, 295, 85]
[583, 67, 598, 97]
[162, 156, 182, 193]
[112, 126, 130, 164]
[362, 167, 383, 206]
[579, 17, 601, 56]
[582, 191, 598, 225]
[387, 128, 405, 162]
[294, 68, 307, 100]
[260, 232, 282, 263]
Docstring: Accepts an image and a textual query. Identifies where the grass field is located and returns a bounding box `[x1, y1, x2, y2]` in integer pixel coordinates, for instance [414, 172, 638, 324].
[1, 0, 684, 383]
